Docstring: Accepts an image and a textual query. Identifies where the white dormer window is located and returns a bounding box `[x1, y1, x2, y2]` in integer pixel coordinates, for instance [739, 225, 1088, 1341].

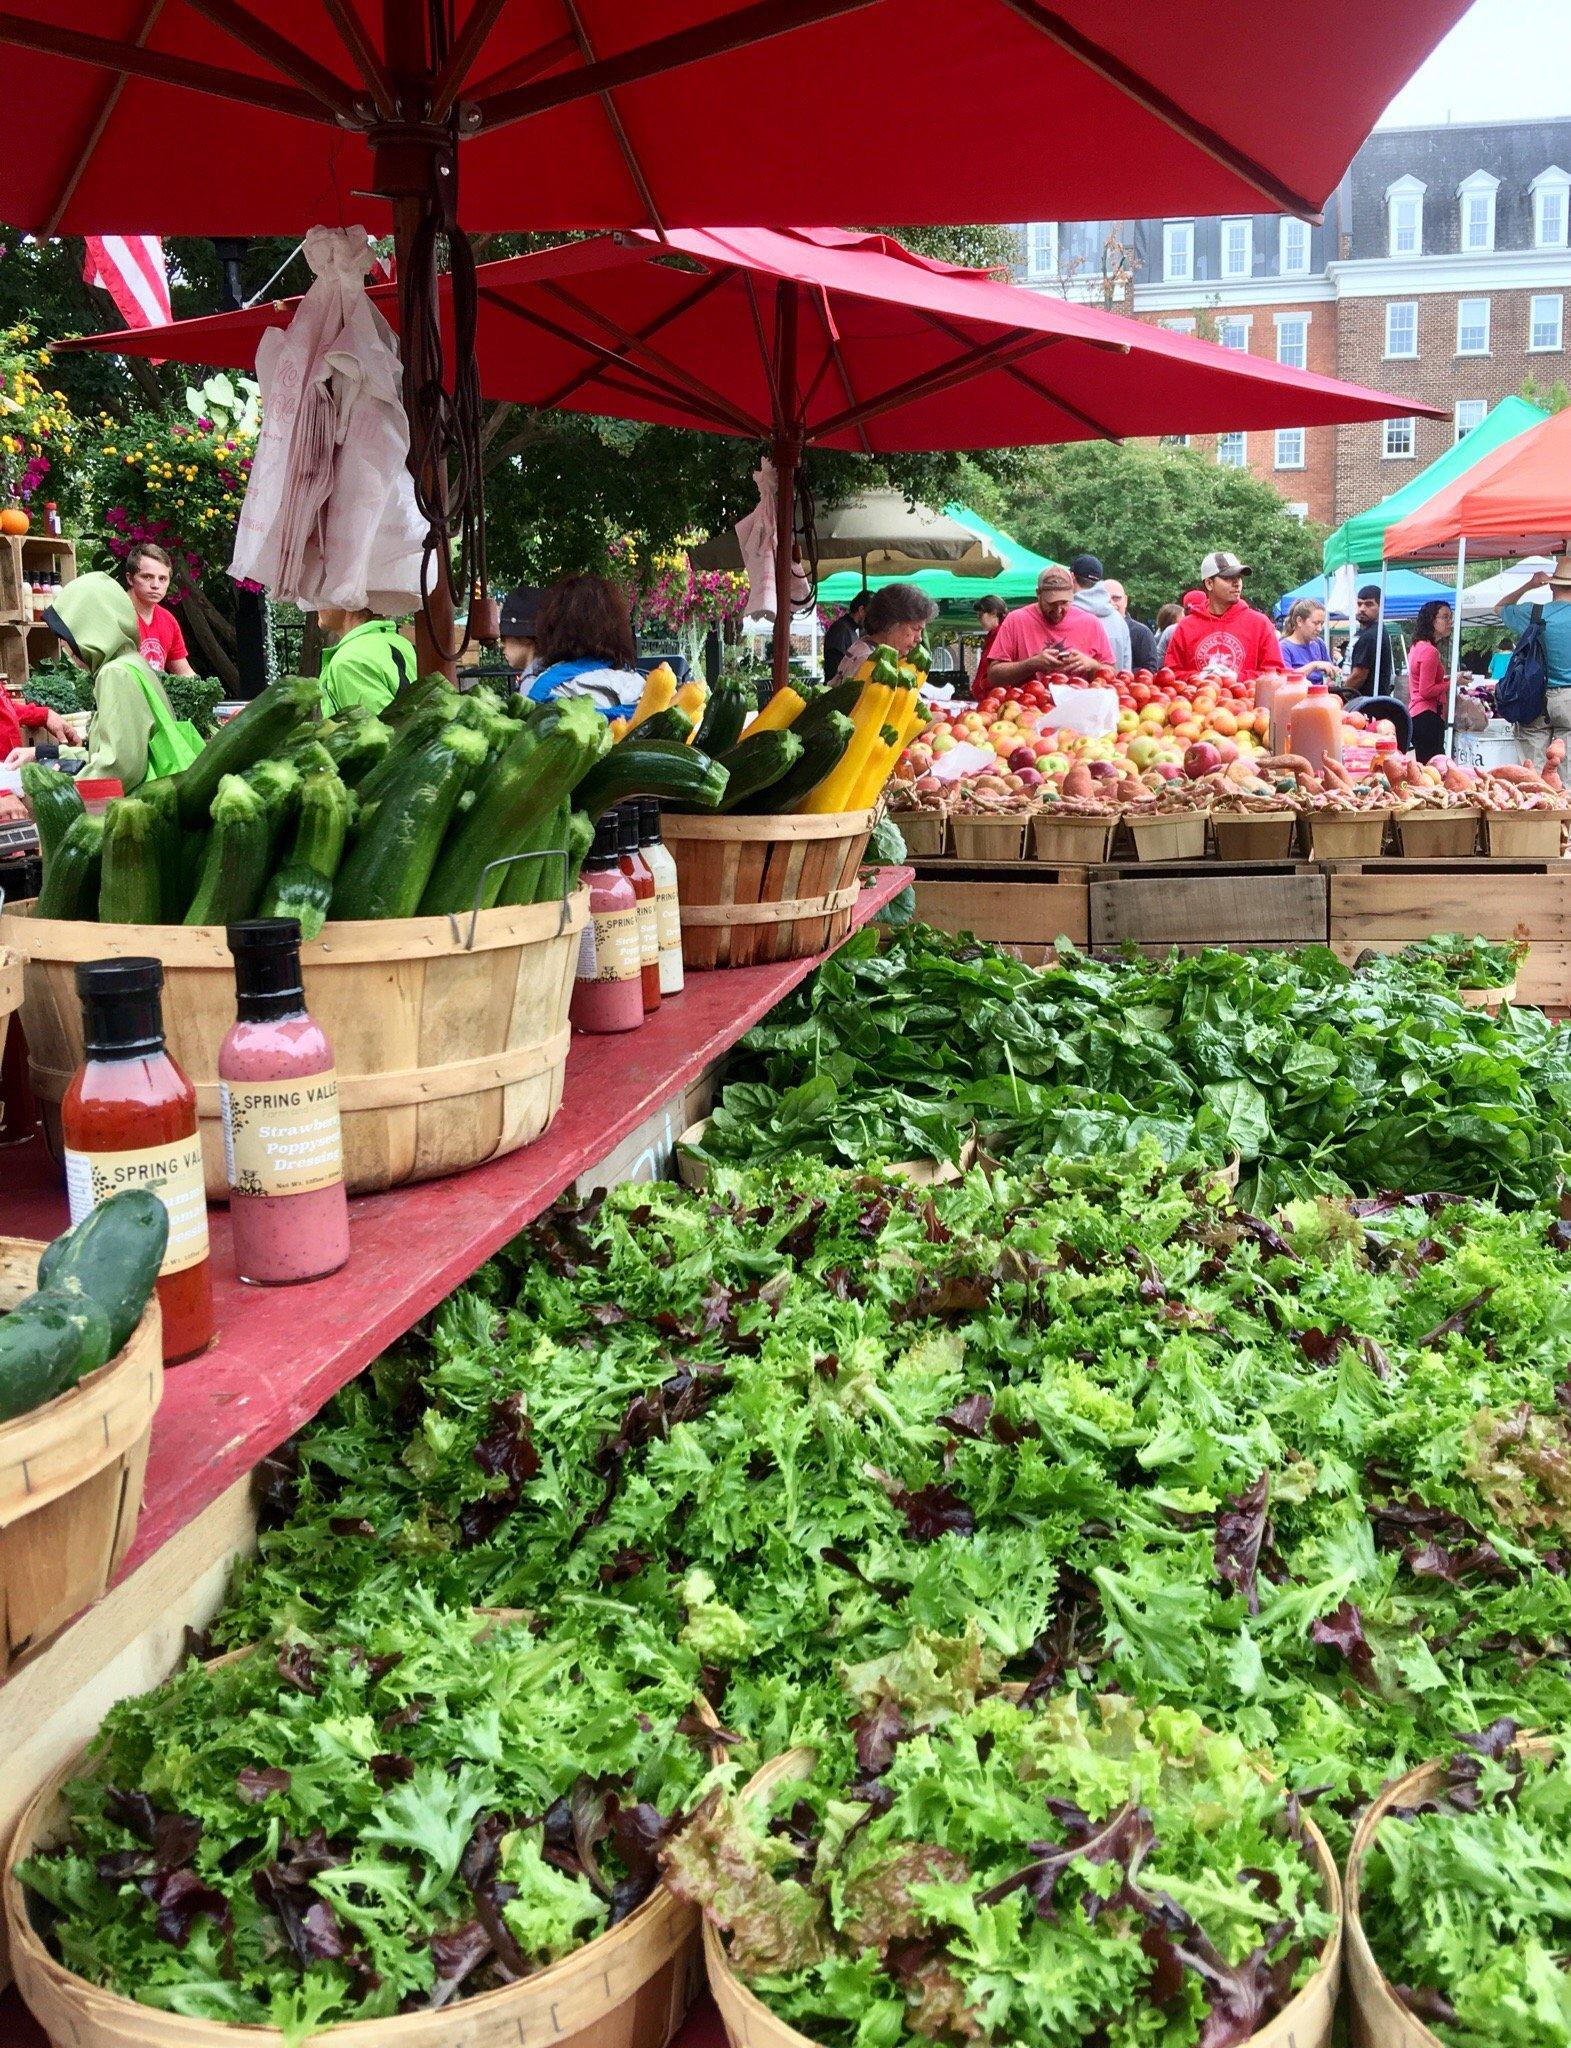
[1163, 220, 1194, 282]
[1025, 222, 1058, 279]
[1458, 170, 1499, 253]
[1387, 175, 1425, 257]
[1221, 217, 1252, 278]
[1278, 218, 1311, 276]
[1533, 167, 1571, 249]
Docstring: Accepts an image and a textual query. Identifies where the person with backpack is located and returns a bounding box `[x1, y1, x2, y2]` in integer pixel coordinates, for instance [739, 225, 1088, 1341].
[316, 606, 415, 717]
[1497, 558, 1571, 768]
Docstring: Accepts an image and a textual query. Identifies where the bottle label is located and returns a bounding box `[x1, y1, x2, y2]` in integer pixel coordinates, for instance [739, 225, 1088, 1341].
[653, 879, 682, 955]
[64, 1136, 210, 1276]
[635, 893, 659, 966]
[577, 905, 641, 984]
[220, 1068, 344, 1198]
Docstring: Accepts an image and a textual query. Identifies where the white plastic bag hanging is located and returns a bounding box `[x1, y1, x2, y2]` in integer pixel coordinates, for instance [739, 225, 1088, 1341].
[733, 458, 811, 620]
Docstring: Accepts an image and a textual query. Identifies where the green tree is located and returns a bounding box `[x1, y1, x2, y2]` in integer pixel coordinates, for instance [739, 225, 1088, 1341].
[995, 441, 1325, 622]
[1519, 372, 1570, 413]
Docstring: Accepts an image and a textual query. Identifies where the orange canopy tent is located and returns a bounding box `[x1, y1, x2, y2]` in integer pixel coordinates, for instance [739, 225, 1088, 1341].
[1385, 405, 1571, 562]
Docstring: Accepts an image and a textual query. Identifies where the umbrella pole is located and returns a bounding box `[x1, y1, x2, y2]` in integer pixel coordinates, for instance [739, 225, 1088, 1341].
[1445, 536, 1467, 755]
[393, 195, 457, 683]
[769, 282, 801, 699]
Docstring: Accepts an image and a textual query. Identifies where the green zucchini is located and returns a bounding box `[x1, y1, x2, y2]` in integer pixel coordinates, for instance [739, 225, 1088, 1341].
[716, 730, 803, 812]
[354, 702, 452, 808]
[629, 706, 697, 747]
[572, 737, 727, 819]
[382, 676, 454, 730]
[418, 698, 608, 917]
[242, 756, 302, 834]
[324, 716, 393, 786]
[331, 722, 489, 921]
[20, 763, 84, 868]
[789, 675, 864, 744]
[256, 770, 350, 940]
[694, 674, 752, 756]
[184, 775, 271, 925]
[139, 775, 189, 922]
[744, 711, 855, 812]
[497, 797, 572, 907]
[256, 862, 335, 940]
[38, 1187, 167, 1357]
[564, 808, 595, 889]
[98, 797, 163, 924]
[33, 812, 104, 920]
[175, 676, 320, 828]
[0, 1287, 113, 1421]
[283, 739, 337, 781]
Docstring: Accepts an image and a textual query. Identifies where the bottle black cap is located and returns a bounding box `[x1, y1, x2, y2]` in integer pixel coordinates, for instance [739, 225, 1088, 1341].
[226, 919, 306, 1022]
[586, 811, 623, 869]
[615, 803, 641, 856]
[76, 956, 165, 1058]
[638, 795, 662, 844]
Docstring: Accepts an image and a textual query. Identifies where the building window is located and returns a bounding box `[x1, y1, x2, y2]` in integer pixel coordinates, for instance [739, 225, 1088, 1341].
[1217, 316, 1251, 352]
[1530, 294, 1564, 352]
[1163, 220, 1193, 282]
[1455, 399, 1488, 441]
[1384, 301, 1418, 358]
[1386, 176, 1425, 256]
[1532, 167, 1570, 249]
[1279, 218, 1310, 276]
[1457, 170, 1499, 253]
[1457, 298, 1490, 355]
[1025, 222, 1058, 279]
[1284, 503, 1309, 522]
[1160, 434, 1190, 448]
[1275, 313, 1308, 371]
[1274, 428, 1305, 469]
[1159, 316, 1196, 333]
[1217, 432, 1247, 468]
[1383, 417, 1415, 460]
[1220, 217, 1252, 278]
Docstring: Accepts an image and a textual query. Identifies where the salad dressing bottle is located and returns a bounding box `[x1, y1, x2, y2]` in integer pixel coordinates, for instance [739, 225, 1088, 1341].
[639, 798, 684, 998]
[615, 803, 661, 1015]
[570, 813, 645, 1034]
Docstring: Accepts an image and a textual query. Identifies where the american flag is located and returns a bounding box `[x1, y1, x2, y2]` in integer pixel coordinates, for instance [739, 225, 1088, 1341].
[82, 234, 173, 329]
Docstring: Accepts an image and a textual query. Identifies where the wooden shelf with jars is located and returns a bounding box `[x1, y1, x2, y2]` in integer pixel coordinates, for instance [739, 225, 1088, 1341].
[0, 535, 76, 687]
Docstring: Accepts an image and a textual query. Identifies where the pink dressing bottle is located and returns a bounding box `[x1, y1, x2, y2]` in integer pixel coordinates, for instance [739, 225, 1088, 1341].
[219, 919, 350, 1286]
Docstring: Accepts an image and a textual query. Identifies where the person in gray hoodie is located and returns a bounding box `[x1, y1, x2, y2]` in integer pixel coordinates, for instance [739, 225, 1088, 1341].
[1070, 553, 1132, 672]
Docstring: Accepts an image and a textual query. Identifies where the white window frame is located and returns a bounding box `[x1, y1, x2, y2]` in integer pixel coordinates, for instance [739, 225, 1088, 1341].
[1278, 217, 1311, 276]
[1275, 313, 1309, 371]
[1529, 293, 1564, 353]
[1457, 170, 1499, 253]
[1025, 221, 1058, 280]
[1384, 301, 1418, 359]
[1162, 220, 1194, 283]
[1274, 427, 1306, 470]
[1216, 432, 1247, 469]
[1383, 417, 1416, 460]
[1454, 399, 1487, 442]
[1217, 315, 1252, 353]
[1532, 167, 1570, 249]
[1220, 217, 1253, 279]
[1457, 297, 1490, 356]
[1159, 316, 1196, 333]
[1284, 503, 1309, 522]
[1386, 175, 1425, 257]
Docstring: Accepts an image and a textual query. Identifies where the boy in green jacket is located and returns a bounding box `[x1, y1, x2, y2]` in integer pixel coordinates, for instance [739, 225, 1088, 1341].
[30, 572, 179, 793]
[317, 608, 415, 717]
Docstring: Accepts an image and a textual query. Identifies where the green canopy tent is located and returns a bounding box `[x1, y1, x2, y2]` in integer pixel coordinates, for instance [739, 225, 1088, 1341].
[817, 505, 1056, 618]
[1323, 396, 1547, 574]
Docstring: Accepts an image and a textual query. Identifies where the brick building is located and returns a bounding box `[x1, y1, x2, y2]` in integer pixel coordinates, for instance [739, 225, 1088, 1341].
[1012, 116, 1571, 528]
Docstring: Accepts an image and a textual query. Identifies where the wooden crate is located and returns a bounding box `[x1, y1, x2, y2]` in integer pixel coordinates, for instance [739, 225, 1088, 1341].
[1090, 862, 1327, 952]
[0, 534, 75, 624]
[1327, 861, 1571, 1008]
[914, 870, 1090, 961]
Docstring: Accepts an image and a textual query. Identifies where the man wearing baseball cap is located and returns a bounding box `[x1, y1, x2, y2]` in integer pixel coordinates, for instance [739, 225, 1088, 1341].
[983, 563, 1115, 688]
[1070, 552, 1131, 672]
[1497, 556, 1571, 768]
[1164, 551, 1284, 677]
[498, 585, 542, 687]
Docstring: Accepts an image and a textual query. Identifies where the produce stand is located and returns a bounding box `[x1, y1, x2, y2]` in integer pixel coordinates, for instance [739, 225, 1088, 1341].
[0, 866, 909, 2016]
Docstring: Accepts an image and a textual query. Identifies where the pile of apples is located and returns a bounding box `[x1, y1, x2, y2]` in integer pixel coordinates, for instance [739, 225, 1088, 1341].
[900, 668, 1278, 799]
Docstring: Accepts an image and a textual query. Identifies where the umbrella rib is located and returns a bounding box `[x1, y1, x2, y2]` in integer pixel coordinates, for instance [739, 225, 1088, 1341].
[812, 327, 1063, 440]
[0, 12, 333, 122]
[741, 270, 784, 428]
[536, 278, 762, 432]
[42, 0, 165, 234]
[465, 33, 578, 102]
[472, 0, 883, 132]
[430, 0, 513, 120]
[321, 0, 396, 116]
[918, 307, 1123, 442]
[178, 0, 361, 120]
[557, 0, 668, 237]
[807, 285, 873, 456]
[994, 0, 1323, 219]
[536, 265, 733, 410]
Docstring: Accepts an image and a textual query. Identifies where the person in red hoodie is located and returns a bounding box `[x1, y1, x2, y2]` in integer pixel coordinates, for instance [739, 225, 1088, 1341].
[1163, 552, 1283, 678]
[0, 683, 68, 822]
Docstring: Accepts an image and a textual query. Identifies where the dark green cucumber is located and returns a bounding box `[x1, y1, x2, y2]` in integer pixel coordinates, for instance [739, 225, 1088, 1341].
[626, 706, 696, 746]
[716, 730, 803, 812]
[0, 1287, 114, 1420]
[21, 763, 84, 867]
[694, 674, 752, 756]
[743, 712, 857, 813]
[98, 797, 163, 924]
[418, 698, 608, 917]
[175, 676, 320, 827]
[38, 1187, 167, 1356]
[331, 722, 489, 921]
[184, 775, 270, 925]
[572, 738, 727, 819]
[33, 813, 104, 920]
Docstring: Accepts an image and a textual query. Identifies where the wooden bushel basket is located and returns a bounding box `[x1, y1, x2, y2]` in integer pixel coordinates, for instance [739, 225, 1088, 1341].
[1031, 812, 1115, 864]
[1, 894, 586, 1200]
[704, 1745, 1341, 2048]
[660, 812, 872, 970]
[1122, 811, 1207, 862]
[1392, 808, 1479, 859]
[1302, 809, 1391, 859]
[1344, 1737, 1556, 2047]
[1211, 812, 1297, 862]
[891, 810, 947, 859]
[948, 814, 1029, 863]
[0, 1236, 162, 1678]
[1483, 810, 1565, 858]
[0, 947, 19, 1069]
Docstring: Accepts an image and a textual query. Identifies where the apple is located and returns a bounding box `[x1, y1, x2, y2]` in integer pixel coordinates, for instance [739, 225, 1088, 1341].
[1017, 766, 1044, 788]
[1184, 741, 1223, 778]
[1153, 762, 1183, 781]
[1126, 736, 1159, 769]
[1086, 759, 1120, 783]
[1008, 745, 1037, 772]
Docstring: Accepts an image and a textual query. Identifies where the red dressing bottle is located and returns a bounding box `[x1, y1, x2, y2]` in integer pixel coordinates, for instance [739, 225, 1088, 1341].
[220, 919, 350, 1287]
[62, 957, 214, 1364]
[616, 802, 662, 1015]
[570, 812, 645, 1034]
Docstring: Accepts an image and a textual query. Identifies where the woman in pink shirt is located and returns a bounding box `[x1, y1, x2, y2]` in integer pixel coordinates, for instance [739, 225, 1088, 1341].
[1405, 599, 1452, 762]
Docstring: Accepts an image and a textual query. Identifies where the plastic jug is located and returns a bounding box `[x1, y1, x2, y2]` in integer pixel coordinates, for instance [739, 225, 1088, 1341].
[1269, 675, 1312, 755]
[1253, 671, 1285, 737]
[1286, 680, 1343, 776]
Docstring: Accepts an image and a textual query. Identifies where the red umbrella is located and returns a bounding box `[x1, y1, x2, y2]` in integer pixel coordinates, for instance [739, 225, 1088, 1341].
[66, 225, 1438, 681]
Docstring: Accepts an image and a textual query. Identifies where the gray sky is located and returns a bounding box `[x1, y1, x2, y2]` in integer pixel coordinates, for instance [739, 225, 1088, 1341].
[1379, 0, 1571, 125]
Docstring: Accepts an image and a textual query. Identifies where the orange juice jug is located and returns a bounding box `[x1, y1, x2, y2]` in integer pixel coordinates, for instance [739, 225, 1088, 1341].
[1270, 675, 1312, 754]
[1286, 680, 1343, 776]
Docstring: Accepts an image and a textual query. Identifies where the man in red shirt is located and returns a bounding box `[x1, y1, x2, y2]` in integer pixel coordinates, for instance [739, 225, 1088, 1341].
[125, 542, 196, 679]
[1164, 551, 1282, 677]
[985, 565, 1114, 687]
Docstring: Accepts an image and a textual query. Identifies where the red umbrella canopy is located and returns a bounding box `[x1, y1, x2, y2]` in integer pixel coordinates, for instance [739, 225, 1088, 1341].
[1385, 407, 1571, 562]
[60, 225, 1437, 447]
[2, 0, 1469, 234]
